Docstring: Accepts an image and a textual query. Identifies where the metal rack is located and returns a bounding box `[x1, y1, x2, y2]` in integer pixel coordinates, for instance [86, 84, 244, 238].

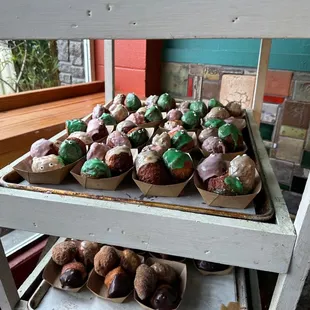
[0, 1, 310, 309]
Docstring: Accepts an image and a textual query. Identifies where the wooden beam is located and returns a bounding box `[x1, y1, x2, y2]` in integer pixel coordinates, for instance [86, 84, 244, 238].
[104, 40, 115, 102]
[252, 39, 271, 124]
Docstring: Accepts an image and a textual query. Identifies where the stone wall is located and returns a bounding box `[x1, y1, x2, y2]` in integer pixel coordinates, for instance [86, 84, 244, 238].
[57, 40, 85, 85]
[161, 62, 310, 213]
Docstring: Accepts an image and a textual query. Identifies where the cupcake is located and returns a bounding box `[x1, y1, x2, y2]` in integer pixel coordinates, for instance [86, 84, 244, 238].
[152, 132, 171, 151]
[141, 144, 167, 157]
[170, 129, 195, 152]
[92, 104, 109, 119]
[106, 131, 131, 148]
[59, 262, 87, 288]
[87, 142, 110, 161]
[201, 136, 226, 154]
[116, 120, 137, 134]
[113, 94, 126, 105]
[164, 120, 183, 131]
[81, 158, 112, 178]
[224, 117, 246, 131]
[66, 119, 87, 135]
[110, 104, 129, 123]
[125, 93, 142, 112]
[189, 101, 208, 118]
[218, 123, 243, 152]
[59, 139, 86, 164]
[157, 93, 176, 112]
[86, 118, 109, 144]
[137, 106, 147, 115]
[127, 127, 149, 148]
[203, 118, 225, 129]
[30, 139, 58, 158]
[145, 95, 159, 107]
[177, 101, 190, 110]
[205, 107, 230, 120]
[181, 111, 200, 130]
[67, 132, 93, 145]
[225, 101, 242, 117]
[144, 106, 163, 122]
[208, 98, 223, 109]
[198, 128, 218, 143]
[99, 113, 117, 125]
[32, 155, 64, 172]
[105, 146, 133, 174]
[126, 112, 145, 125]
[167, 109, 182, 121]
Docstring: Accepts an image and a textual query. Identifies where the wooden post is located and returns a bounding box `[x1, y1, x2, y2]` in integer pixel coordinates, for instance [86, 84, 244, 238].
[252, 39, 272, 124]
[104, 39, 115, 103]
[0, 239, 19, 310]
[270, 174, 310, 309]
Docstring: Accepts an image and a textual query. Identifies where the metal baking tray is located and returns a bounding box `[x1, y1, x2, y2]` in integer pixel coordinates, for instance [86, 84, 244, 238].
[0, 113, 274, 222]
[28, 263, 248, 310]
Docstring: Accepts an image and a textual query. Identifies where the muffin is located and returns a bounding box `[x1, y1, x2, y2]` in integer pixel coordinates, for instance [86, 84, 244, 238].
[164, 120, 183, 131]
[208, 98, 223, 109]
[52, 241, 78, 266]
[198, 128, 218, 143]
[181, 111, 200, 130]
[81, 158, 111, 178]
[99, 113, 117, 125]
[125, 93, 142, 112]
[59, 262, 87, 288]
[197, 154, 226, 184]
[92, 104, 109, 119]
[126, 112, 145, 125]
[68, 132, 93, 145]
[218, 123, 243, 152]
[225, 101, 242, 117]
[87, 142, 110, 161]
[94, 246, 120, 277]
[113, 94, 126, 105]
[116, 120, 137, 134]
[205, 107, 230, 120]
[201, 136, 226, 154]
[30, 139, 58, 158]
[59, 139, 86, 164]
[144, 106, 163, 122]
[105, 146, 133, 174]
[167, 109, 182, 121]
[66, 119, 87, 135]
[110, 104, 129, 123]
[170, 130, 195, 152]
[189, 101, 208, 118]
[127, 127, 149, 148]
[106, 131, 131, 148]
[157, 93, 176, 112]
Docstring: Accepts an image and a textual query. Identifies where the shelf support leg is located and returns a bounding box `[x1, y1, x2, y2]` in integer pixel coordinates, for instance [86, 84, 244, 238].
[104, 39, 115, 103]
[252, 39, 272, 125]
[270, 174, 310, 309]
[0, 239, 19, 310]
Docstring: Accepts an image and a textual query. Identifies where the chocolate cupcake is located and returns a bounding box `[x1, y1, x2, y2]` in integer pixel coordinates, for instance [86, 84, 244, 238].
[68, 132, 93, 145]
[94, 246, 120, 277]
[77, 241, 100, 270]
[113, 94, 126, 105]
[105, 146, 133, 174]
[198, 128, 218, 143]
[52, 241, 78, 266]
[181, 111, 200, 130]
[125, 93, 142, 112]
[203, 118, 225, 129]
[144, 106, 163, 123]
[205, 107, 230, 120]
[189, 101, 208, 118]
[81, 158, 111, 178]
[59, 262, 87, 288]
[87, 119, 108, 141]
[170, 130, 195, 152]
[150, 284, 179, 310]
[87, 142, 110, 161]
[197, 154, 226, 184]
[116, 120, 137, 134]
[92, 104, 109, 119]
[126, 112, 145, 125]
[218, 123, 243, 152]
[66, 119, 87, 135]
[157, 93, 176, 112]
[167, 109, 182, 121]
[30, 139, 58, 158]
[164, 120, 183, 131]
[207, 173, 243, 195]
[120, 249, 141, 274]
[201, 136, 226, 154]
[99, 113, 117, 125]
[163, 148, 193, 182]
[31, 155, 64, 172]
[208, 98, 224, 109]
[59, 139, 86, 164]
[127, 127, 149, 148]
[225, 101, 242, 117]
[150, 262, 177, 285]
[110, 104, 129, 123]
[106, 131, 131, 148]
[141, 144, 167, 157]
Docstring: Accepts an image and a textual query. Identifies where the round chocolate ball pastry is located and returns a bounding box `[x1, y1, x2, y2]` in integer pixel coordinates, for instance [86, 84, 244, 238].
[225, 101, 243, 117]
[218, 123, 243, 152]
[92, 104, 109, 119]
[59, 139, 86, 165]
[110, 104, 129, 123]
[125, 93, 142, 112]
[195, 260, 230, 272]
[134, 264, 158, 301]
[197, 154, 226, 184]
[203, 118, 226, 129]
[144, 105, 163, 123]
[94, 245, 120, 277]
[52, 241, 78, 266]
[205, 107, 230, 120]
[224, 117, 246, 131]
[137, 106, 147, 115]
[105, 146, 133, 174]
[120, 249, 141, 274]
[164, 120, 183, 131]
[141, 144, 167, 157]
[170, 130, 195, 152]
[30, 139, 58, 158]
[176, 100, 190, 110]
[136, 151, 171, 185]
[189, 101, 208, 118]
[167, 109, 182, 121]
[68, 131, 93, 145]
[126, 112, 145, 125]
[208, 98, 224, 109]
[77, 241, 100, 270]
[163, 148, 194, 182]
[106, 131, 131, 148]
[127, 127, 149, 148]
[81, 158, 111, 179]
[99, 113, 117, 125]
[181, 111, 200, 130]
[150, 284, 179, 310]
[157, 93, 176, 112]
[104, 266, 133, 298]
[202, 136, 226, 154]
[152, 132, 171, 151]
[86, 119, 108, 141]
[113, 93, 126, 105]
[32, 155, 65, 173]
[207, 173, 244, 195]
[116, 120, 137, 134]
[145, 95, 159, 107]
[87, 142, 110, 161]
[229, 154, 256, 193]
[198, 128, 218, 143]
[66, 119, 87, 135]
[150, 262, 177, 285]
[59, 262, 87, 288]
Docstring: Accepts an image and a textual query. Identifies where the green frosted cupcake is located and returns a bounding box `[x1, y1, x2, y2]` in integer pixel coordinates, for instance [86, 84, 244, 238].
[81, 158, 111, 178]
[189, 101, 207, 118]
[125, 93, 141, 112]
[59, 139, 86, 164]
[181, 111, 200, 130]
[157, 93, 176, 112]
[144, 106, 163, 122]
[127, 127, 148, 147]
[224, 176, 244, 195]
[99, 113, 117, 125]
[203, 118, 226, 129]
[170, 130, 194, 152]
[208, 98, 223, 109]
[66, 119, 87, 135]
[218, 123, 243, 151]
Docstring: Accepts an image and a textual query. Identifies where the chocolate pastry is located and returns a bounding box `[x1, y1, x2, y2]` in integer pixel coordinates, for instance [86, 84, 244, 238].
[81, 159, 111, 179]
[207, 173, 243, 195]
[157, 93, 176, 112]
[203, 118, 225, 129]
[150, 284, 179, 310]
[189, 100, 208, 118]
[202, 136, 226, 154]
[127, 127, 149, 148]
[125, 93, 142, 111]
[106, 131, 131, 148]
[99, 113, 117, 125]
[92, 104, 109, 119]
[218, 123, 243, 152]
[205, 107, 230, 120]
[141, 144, 167, 157]
[52, 241, 78, 266]
[164, 120, 183, 131]
[105, 267, 133, 298]
[77, 241, 100, 270]
[59, 262, 87, 288]
[113, 94, 126, 105]
[59, 139, 86, 164]
[177, 100, 190, 110]
[181, 111, 200, 130]
[144, 106, 163, 122]
[120, 249, 141, 274]
[134, 264, 158, 301]
[198, 127, 218, 143]
[87, 142, 110, 161]
[110, 104, 129, 123]
[126, 112, 145, 125]
[30, 139, 58, 158]
[94, 246, 120, 277]
[167, 109, 182, 121]
[116, 120, 136, 134]
[170, 130, 195, 152]
[208, 98, 223, 109]
[66, 119, 87, 135]
[32, 155, 64, 173]
[224, 117, 246, 131]
[152, 132, 171, 151]
[225, 101, 242, 117]
[68, 131, 93, 145]
[145, 95, 159, 107]
[195, 260, 230, 272]
[137, 106, 147, 115]
[150, 262, 177, 284]
[197, 154, 226, 183]
[105, 146, 133, 174]
[86, 119, 108, 141]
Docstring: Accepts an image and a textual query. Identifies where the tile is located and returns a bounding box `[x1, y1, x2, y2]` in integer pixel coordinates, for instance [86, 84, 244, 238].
[265, 70, 292, 97]
[244, 68, 257, 76]
[203, 66, 221, 81]
[282, 100, 310, 129]
[202, 81, 221, 100]
[292, 72, 310, 81]
[193, 76, 203, 100]
[282, 190, 302, 215]
[220, 66, 244, 76]
[276, 136, 304, 163]
[279, 183, 290, 191]
[219, 75, 256, 109]
[161, 62, 189, 97]
[259, 123, 274, 141]
[261, 103, 278, 124]
[263, 95, 285, 104]
[293, 164, 310, 179]
[279, 125, 307, 140]
[293, 80, 310, 102]
[270, 158, 294, 185]
[189, 64, 204, 76]
[291, 176, 307, 194]
[301, 151, 310, 169]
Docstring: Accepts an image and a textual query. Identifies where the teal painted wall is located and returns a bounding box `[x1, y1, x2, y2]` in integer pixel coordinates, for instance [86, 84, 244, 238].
[163, 39, 310, 72]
